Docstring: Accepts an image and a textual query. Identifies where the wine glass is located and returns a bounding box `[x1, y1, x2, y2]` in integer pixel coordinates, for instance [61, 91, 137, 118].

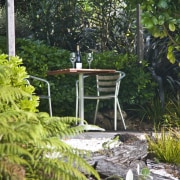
[70, 52, 76, 68]
[86, 52, 93, 69]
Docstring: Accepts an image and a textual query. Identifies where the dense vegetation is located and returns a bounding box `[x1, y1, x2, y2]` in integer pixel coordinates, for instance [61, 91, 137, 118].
[1, 0, 179, 126]
[0, 1, 180, 178]
[0, 54, 100, 179]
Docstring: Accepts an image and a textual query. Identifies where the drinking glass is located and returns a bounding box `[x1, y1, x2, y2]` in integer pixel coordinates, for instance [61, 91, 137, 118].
[86, 52, 93, 69]
[70, 52, 76, 68]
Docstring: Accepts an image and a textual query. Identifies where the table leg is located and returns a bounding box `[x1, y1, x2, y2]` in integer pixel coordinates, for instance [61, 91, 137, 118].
[78, 73, 84, 125]
[78, 73, 105, 131]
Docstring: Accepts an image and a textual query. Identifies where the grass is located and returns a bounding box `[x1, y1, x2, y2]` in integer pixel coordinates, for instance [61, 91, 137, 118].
[146, 128, 180, 164]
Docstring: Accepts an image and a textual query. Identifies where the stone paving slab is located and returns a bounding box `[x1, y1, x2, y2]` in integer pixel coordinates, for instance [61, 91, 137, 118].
[71, 131, 149, 140]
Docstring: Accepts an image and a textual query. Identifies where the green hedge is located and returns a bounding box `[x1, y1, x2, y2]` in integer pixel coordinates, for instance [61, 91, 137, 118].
[0, 37, 156, 120]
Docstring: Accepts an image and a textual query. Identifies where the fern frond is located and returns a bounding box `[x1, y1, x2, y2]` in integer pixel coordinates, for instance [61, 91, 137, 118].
[0, 143, 33, 163]
[29, 138, 72, 158]
[32, 158, 88, 180]
[0, 86, 31, 112]
[29, 138, 99, 179]
[0, 86, 30, 102]
[38, 116, 86, 138]
[0, 111, 45, 143]
[59, 151, 100, 180]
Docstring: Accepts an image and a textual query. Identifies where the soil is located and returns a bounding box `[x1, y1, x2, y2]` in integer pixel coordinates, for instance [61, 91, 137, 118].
[93, 110, 154, 132]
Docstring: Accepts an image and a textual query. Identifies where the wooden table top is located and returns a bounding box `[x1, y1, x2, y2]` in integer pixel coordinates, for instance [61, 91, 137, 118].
[48, 68, 116, 75]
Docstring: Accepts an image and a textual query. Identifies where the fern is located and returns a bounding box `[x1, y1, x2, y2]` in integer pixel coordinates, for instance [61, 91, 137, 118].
[0, 54, 100, 179]
[0, 111, 100, 179]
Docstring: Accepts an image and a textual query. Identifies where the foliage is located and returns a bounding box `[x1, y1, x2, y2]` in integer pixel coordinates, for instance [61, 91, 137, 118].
[0, 111, 100, 179]
[0, 7, 31, 38]
[144, 36, 180, 103]
[138, 167, 152, 180]
[163, 99, 180, 127]
[0, 7, 6, 36]
[1, 0, 179, 124]
[114, 54, 157, 106]
[130, 94, 180, 126]
[126, 166, 152, 180]
[15, 38, 76, 116]
[88, 52, 157, 111]
[140, 0, 180, 64]
[0, 54, 100, 180]
[146, 128, 180, 164]
[0, 54, 39, 112]
[0, 36, 7, 53]
[130, 96, 164, 125]
[1, 1, 137, 54]
[0, 38, 157, 118]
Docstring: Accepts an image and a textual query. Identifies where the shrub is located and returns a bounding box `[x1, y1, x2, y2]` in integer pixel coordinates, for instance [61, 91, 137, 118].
[0, 54, 39, 112]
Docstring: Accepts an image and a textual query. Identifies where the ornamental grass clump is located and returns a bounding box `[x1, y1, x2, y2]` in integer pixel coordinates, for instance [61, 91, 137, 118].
[146, 128, 180, 164]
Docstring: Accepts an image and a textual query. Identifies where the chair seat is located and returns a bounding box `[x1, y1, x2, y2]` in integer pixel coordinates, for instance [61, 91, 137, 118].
[84, 94, 115, 99]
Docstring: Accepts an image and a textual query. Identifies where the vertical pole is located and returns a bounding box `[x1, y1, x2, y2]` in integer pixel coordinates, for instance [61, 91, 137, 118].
[137, 4, 144, 63]
[6, 0, 15, 57]
[78, 73, 84, 125]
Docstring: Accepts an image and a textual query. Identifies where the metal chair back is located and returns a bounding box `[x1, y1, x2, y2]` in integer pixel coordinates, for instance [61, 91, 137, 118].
[76, 71, 126, 130]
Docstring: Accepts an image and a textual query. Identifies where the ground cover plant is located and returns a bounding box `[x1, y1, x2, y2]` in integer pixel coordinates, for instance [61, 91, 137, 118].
[0, 54, 100, 180]
[146, 128, 180, 164]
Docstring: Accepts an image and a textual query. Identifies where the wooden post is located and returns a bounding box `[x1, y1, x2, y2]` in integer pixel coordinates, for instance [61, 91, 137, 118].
[6, 0, 15, 57]
[136, 4, 144, 63]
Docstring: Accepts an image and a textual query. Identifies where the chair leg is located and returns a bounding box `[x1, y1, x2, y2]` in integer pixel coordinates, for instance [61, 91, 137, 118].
[93, 99, 99, 124]
[48, 96, 52, 117]
[117, 99, 126, 130]
[47, 83, 52, 117]
[114, 98, 118, 131]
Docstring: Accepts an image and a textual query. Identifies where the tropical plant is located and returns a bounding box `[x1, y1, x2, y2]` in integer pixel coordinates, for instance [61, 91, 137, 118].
[0, 54, 100, 180]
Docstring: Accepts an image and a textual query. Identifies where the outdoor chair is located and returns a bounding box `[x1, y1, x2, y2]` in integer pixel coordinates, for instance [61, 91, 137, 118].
[25, 75, 52, 117]
[76, 71, 126, 131]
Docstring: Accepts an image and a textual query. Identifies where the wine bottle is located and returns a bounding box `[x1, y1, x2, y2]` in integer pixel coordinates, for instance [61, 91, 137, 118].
[76, 44, 82, 69]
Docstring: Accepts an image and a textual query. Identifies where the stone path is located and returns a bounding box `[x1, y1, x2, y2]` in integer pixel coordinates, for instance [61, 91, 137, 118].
[63, 131, 180, 180]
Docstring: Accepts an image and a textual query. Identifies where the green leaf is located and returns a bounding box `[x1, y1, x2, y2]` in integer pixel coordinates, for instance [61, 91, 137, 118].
[158, 0, 168, 9]
[169, 23, 176, 31]
[152, 16, 158, 25]
[141, 167, 150, 176]
[167, 49, 176, 64]
[145, 20, 154, 29]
